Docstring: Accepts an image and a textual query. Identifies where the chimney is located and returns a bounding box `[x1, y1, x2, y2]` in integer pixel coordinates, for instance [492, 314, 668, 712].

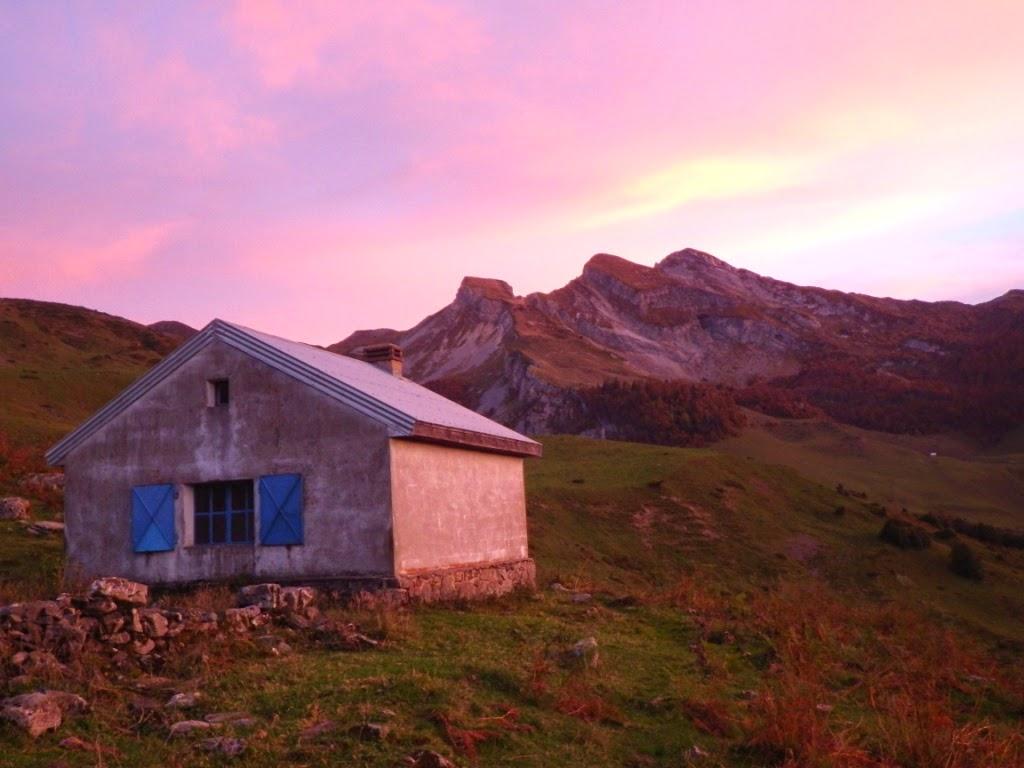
[355, 343, 404, 377]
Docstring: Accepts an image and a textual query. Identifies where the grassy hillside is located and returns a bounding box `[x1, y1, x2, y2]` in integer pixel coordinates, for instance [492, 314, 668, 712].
[0, 299, 179, 446]
[2, 437, 1023, 766]
[719, 414, 1024, 527]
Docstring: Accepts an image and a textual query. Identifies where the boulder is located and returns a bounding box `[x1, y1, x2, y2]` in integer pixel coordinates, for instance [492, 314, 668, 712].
[89, 577, 149, 606]
[254, 634, 292, 656]
[224, 605, 266, 632]
[0, 497, 31, 521]
[0, 691, 88, 738]
[565, 636, 600, 668]
[1, 695, 61, 738]
[169, 719, 213, 737]
[140, 609, 169, 638]
[204, 711, 254, 726]
[279, 586, 316, 612]
[238, 583, 281, 611]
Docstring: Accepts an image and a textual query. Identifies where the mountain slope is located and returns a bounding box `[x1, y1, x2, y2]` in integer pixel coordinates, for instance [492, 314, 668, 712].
[333, 249, 1024, 438]
[0, 299, 185, 445]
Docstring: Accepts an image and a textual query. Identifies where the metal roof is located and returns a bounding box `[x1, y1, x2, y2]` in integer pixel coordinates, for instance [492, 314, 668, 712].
[46, 318, 541, 465]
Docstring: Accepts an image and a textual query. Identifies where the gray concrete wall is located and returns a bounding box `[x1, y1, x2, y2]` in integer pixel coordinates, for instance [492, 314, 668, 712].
[62, 339, 395, 585]
[389, 440, 528, 573]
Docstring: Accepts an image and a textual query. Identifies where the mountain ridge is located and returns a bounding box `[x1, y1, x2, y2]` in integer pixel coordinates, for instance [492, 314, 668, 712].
[332, 248, 1024, 439]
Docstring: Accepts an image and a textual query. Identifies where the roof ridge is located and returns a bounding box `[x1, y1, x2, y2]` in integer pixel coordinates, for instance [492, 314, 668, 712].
[45, 320, 540, 465]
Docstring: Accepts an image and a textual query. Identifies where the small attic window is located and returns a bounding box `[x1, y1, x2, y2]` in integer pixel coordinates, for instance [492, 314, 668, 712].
[207, 379, 229, 407]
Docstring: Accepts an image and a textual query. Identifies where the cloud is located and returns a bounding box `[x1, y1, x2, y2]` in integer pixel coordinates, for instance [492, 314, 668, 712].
[577, 155, 812, 230]
[226, 0, 485, 92]
[97, 26, 275, 161]
[0, 221, 182, 287]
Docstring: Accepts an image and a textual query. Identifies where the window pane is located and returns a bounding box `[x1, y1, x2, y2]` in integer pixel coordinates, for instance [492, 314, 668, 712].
[230, 512, 248, 543]
[211, 513, 226, 544]
[195, 514, 210, 545]
[230, 481, 252, 511]
[195, 486, 210, 514]
[212, 485, 226, 512]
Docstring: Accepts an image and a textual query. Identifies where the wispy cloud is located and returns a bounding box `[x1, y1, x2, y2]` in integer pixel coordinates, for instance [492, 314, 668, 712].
[226, 0, 485, 92]
[98, 25, 276, 161]
[1, 221, 183, 287]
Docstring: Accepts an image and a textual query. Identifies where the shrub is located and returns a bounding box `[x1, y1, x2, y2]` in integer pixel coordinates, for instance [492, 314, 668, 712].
[949, 541, 984, 581]
[879, 519, 931, 550]
[573, 379, 747, 447]
[920, 512, 1024, 550]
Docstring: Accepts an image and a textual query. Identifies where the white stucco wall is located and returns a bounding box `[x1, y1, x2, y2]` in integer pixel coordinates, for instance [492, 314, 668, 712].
[388, 439, 529, 573]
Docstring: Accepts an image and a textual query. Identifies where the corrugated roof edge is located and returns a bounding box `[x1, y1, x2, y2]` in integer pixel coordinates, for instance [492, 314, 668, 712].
[45, 318, 541, 465]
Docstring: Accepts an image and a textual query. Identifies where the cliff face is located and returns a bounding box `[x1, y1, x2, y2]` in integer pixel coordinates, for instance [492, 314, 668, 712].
[332, 249, 1024, 438]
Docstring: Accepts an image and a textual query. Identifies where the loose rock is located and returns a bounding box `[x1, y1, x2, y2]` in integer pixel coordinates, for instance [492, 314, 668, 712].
[224, 605, 266, 632]
[565, 636, 600, 668]
[25, 520, 64, 535]
[0, 691, 88, 738]
[238, 583, 281, 611]
[169, 719, 213, 737]
[254, 634, 292, 656]
[279, 586, 316, 612]
[0, 497, 31, 521]
[166, 691, 202, 709]
[1, 694, 62, 738]
[200, 737, 247, 757]
[89, 577, 149, 606]
[204, 711, 254, 726]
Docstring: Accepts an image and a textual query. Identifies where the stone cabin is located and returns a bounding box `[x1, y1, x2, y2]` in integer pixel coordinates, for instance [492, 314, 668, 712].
[45, 320, 541, 600]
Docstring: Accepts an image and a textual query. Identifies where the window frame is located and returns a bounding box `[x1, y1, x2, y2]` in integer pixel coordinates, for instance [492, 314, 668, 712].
[207, 378, 230, 407]
[192, 479, 254, 546]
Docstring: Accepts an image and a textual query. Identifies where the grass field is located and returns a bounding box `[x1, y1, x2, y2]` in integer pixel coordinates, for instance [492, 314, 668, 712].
[2, 435, 1023, 767]
[719, 413, 1024, 527]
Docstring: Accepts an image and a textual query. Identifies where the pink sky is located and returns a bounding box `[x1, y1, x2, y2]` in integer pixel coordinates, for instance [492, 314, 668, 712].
[2, 1, 1022, 343]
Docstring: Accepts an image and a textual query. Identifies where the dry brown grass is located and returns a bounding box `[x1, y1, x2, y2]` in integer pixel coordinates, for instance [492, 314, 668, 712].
[739, 582, 1024, 768]
[154, 584, 236, 613]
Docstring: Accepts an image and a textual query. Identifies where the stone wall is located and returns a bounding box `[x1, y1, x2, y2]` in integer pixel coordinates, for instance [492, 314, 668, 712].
[396, 558, 536, 603]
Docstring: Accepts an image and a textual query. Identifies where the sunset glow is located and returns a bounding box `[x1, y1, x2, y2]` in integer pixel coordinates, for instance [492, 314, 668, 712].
[2, 1, 1022, 341]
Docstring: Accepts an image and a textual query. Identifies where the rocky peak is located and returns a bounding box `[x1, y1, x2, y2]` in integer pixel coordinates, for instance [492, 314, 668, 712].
[655, 248, 737, 276]
[456, 277, 517, 305]
[581, 253, 674, 291]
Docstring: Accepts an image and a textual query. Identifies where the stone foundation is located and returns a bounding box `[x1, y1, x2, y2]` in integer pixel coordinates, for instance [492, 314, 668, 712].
[396, 558, 536, 603]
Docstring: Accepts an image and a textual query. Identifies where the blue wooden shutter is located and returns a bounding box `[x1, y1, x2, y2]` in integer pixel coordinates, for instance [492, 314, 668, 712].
[131, 484, 176, 552]
[259, 474, 303, 546]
